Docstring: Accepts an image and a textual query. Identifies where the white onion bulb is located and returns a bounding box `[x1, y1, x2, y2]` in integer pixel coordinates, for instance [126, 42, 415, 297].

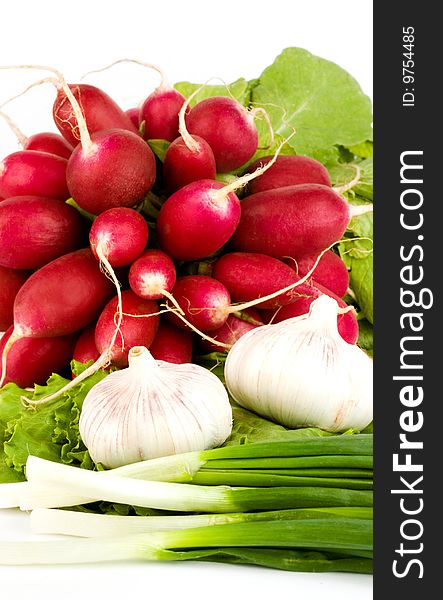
[225, 295, 373, 432]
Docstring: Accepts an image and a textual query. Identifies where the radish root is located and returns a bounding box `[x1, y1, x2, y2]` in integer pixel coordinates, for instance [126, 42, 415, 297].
[80, 59, 169, 90]
[0, 109, 28, 146]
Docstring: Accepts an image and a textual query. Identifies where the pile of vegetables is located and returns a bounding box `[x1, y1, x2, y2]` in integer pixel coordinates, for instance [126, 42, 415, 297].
[0, 47, 373, 573]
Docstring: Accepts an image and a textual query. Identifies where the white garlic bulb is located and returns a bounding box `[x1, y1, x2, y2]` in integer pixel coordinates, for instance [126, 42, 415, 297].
[225, 295, 373, 432]
[79, 346, 232, 468]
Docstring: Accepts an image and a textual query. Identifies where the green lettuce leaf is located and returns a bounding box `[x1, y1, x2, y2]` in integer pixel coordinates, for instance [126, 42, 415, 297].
[174, 78, 250, 107]
[357, 319, 374, 357]
[340, 210, 373, 323]
[251, 47, 373, 157]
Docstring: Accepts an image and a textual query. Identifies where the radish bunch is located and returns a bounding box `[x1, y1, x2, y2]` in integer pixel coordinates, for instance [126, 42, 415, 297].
[0, 62, 361, 392]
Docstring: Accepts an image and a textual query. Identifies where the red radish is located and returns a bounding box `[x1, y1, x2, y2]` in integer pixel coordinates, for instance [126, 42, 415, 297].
[0, 326, 77, 388]
[24, 132, 74, 159]
[0, 109, 73, 158]
[199, 309, 263, 354]
[162, 90, 216, 193]
[163, 135, 216, 194]
[212, 252, 317, 309]
[166, 275, 231, 332]
[140, 88, 186, 141]
[0, 150, 69, 200]
[53, 83, 138, 146]
[156, 138, 292, 261]
[89, 207, 149, 268]
[0, 266, 29, 331]
[186, 96, 258, 172]
[95, 290, 159, 367]
[245, 155, 332, 195]
[125, 107, 140, 129]
[157, 180, 241, 260]
[66, 128, 156, 215]
[72, 323, 100, 365]
[271, 282, 359, 345]
[232, 184, 351, 258]
[0, 196, 84, 270]
[149, 321, 193, 364]
[129, 249, 176, 301]
[287, 250, 350, 298]
[0, 248, 114, 388]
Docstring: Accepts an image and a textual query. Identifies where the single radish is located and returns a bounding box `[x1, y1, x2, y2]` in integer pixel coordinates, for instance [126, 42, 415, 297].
[185, 96, 259, 172]
[199, 308, 263, 354]
[149, 321, 193, 364]
[0, 248, 114, 388]
[245, 155, 332, 195]
[0, 326, 77, 388]
[94, 290, 160, 368]
[231, 184, 352, 258]
[140, 88, 186, 142]
[53, 83, 138, 146]
[0, 109, 73, 158]
[0, 266, 29, 331]
[128, 249, 177, 304]
[66, 128, 156, 215]
[271, 282, 359, 345]
[125, 107, 140, 129]
[287, 250, 350, 298]
[0, 196, 84, 270]
[0, 150, 69, 200]
[72, 323, 100, 365]
[166, 276, 231, 332]
[157, 137, 292, 261]
[211, 252, 317, 309]
[24, 132, 74, 159]
[162, 88, 216, 193]
[89, 207, 149, 267]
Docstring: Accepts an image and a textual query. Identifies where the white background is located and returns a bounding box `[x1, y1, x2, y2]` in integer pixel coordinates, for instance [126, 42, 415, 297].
[0, 1, 373, 597]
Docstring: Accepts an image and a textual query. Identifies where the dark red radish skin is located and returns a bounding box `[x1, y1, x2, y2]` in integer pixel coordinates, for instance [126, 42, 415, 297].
[157, 180, 241, 261]
[73, 323, 100, 364]
[288, 250, 350, 298]
[163, 135, 217, 194]
[149, 321, 193, 364]
[95, 290, 159, 367]
[232, 184, 351, 258]
[125, 108, 140, 129]
[165, 275, 231, 332]
[72, 323, 100, 378]
[12, 248, 114, 340]
[0, 266, 29, 331]
[24, 132, 74, 159]
[0, 196, 84, 270]
[0, 326, 77, 388]
[246, 155, 332, 195]
[129, 249, 176, 300]
[53, 84, 138, 147]
[272, 282, 359, 345]
[0, 151, 69, 200]
[212, 252, 317, 309]
[186, 97, 258, 172]
[140, 88, 185, 142]
[199, 308, 263, 354]
[89, 207, 149, 267]
[66, 129, 156, 215]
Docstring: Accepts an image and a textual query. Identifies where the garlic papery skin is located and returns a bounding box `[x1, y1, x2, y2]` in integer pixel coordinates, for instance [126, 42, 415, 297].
[79, 346, 232, 469]
[225, 295, 373, 432]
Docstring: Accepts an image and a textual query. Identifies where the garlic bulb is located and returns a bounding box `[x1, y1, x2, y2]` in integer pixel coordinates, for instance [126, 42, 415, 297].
[225, 295, 373, 432]
[79, 346, 232, 468]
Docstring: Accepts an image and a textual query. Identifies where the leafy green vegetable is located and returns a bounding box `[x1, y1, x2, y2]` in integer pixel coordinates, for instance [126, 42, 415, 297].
[328, 157, 373, 202]
[340, 210, 373, 323]
[357, 319, 374, 357]
[251, 47, 373, 157]
[174, 78, 250, 107]
[147, 139, 170, 162]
